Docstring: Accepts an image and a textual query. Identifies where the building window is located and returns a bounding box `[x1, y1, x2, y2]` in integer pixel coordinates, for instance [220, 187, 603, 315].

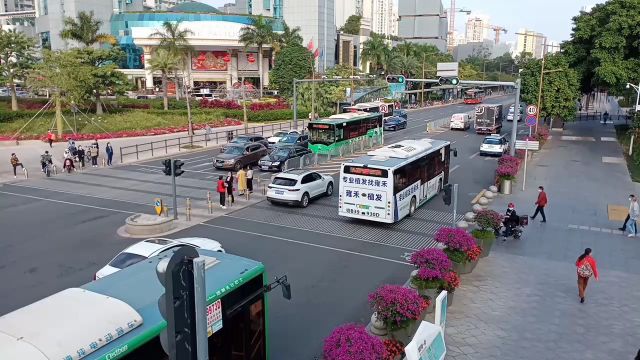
[39, 31, 50, 50]
[263, 0, 269, 10]
[39, 0, 47, 15]
[247, 0, 252, 14]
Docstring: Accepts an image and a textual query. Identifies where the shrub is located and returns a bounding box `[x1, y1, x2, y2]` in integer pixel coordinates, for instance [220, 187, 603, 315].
[323, 323, 386, 360]
[410, 267, 445, 290]
[200, 99, 242, 110]
[474, 209, 503, 230]
[368, 285, 428, 331]
[434, 227, 481, 264]
[409, 248, 451, 274]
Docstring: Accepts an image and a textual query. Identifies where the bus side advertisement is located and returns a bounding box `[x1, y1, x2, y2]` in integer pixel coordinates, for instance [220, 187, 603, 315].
[339, 166, 392, 221]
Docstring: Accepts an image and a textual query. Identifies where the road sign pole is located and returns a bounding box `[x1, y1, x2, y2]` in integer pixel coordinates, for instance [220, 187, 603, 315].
[171, 159, 178, 220]
[509, 79, 521, 156]
[452, 184, 458, 226]
[522, 127, 531, 191]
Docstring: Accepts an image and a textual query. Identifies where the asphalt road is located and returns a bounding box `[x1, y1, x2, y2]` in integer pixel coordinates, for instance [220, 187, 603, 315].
[0, 96, 523, 358]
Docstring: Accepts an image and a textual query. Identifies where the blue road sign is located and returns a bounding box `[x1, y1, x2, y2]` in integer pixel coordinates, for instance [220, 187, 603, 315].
[526, 115, 537, 127]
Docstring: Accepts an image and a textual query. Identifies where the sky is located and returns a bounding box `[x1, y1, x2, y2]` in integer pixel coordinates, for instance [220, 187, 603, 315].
[199, 0, 599, 43]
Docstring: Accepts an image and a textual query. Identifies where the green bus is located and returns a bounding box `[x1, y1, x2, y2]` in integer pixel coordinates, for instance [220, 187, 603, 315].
[0, 250, 269, 360]
[307, 112, 384, 155]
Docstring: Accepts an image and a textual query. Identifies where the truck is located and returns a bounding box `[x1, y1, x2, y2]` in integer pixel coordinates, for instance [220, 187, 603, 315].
[474, 104, 503, 134]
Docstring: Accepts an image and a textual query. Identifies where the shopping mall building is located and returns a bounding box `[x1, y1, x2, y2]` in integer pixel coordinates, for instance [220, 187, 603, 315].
[111, 1, 282, 92]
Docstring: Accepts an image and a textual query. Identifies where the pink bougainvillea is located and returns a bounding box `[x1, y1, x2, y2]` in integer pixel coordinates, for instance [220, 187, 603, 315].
[433, 227, 477, 252]
[368, 285, 428, 330]
[409, 248, 452, 276]
[323, 323, 386, 360]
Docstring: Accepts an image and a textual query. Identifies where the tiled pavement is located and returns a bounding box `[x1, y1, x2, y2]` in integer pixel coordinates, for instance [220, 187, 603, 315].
[444, 121, 640, 359]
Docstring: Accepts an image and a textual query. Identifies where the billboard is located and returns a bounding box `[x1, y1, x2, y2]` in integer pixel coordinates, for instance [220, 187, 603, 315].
[192, 51, 228, 71]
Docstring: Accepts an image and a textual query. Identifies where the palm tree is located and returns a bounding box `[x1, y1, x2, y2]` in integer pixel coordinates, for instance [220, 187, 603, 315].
[396, 41, 416, 58]
[150, 21, 194, 99]
[388, 54, 420, 77]
[360, 34, 389, 74]
[240, 15, 276, 98]
[59, 11, 116, 47]
[277, 23, 303, 49]
[148, 49, 180, 111]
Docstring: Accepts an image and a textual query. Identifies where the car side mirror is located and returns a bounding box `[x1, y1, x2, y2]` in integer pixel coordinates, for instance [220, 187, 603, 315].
[452, 148, 458, 157]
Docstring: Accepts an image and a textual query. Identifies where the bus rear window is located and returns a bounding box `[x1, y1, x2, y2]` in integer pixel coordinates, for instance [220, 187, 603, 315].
[343, 166, 388, 178]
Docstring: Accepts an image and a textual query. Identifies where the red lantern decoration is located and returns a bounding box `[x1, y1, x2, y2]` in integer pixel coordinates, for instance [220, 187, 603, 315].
[222, 53, 231, 63]
[247, 53, 256, 64]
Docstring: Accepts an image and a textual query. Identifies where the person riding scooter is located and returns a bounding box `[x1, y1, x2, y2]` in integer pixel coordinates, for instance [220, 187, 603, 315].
[503, 203, 519, 237]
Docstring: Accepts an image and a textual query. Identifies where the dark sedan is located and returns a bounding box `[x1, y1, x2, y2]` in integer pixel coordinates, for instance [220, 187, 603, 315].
[383, 116, 407, 131]
[393, 109, 408, 119]
[221, 134, 269, 152]
[276, 133, 309, 148]
[258, 146, 312, 172]
[214, 143, 268, 171]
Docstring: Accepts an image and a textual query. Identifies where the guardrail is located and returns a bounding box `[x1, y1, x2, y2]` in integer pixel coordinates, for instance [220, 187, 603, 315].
[119, 120, 307, 163]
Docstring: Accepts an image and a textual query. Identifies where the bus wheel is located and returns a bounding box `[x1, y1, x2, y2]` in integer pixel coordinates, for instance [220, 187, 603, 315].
[409, 197, 417, 217]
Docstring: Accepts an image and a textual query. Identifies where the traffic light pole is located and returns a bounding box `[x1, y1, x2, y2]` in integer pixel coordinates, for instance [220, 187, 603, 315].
[171, 159, 178, 220]
[452, 183, 458, 226]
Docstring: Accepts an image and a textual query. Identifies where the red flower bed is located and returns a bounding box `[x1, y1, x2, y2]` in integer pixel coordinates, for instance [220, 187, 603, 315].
[200, 99, 242, 110]
[248, 99, 289, 111]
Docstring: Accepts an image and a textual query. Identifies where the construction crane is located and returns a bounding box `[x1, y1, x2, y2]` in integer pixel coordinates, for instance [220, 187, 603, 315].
[445, 0, 471, 50]
[484, 25, 507, 44]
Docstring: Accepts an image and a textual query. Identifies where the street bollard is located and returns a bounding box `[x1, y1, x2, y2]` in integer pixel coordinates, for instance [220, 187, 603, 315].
[163, 205, 169, 217]
[52, 165, 57, 175]
[23, 168, 28, 179]
[101, 158, 106, 167]
[208, 200, 213, 214]
[186, 198, 192, 221]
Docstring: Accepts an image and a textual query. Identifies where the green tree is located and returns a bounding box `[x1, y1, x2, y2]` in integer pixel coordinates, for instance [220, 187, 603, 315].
[240, 15, 276, 99]
[563, 0, 640, 94]
[270, 44, 313, 98]
[387, 54, 420, 77]
[520, 53, 579, 122]
[340, 15, 362, 35]
[59, 11, 116, 47]
[150, 21, 194, 98]
[0, 29, 37, 111]
[459, 62, 481, 80]
[148, 49, 181, 111]
[278, 23, 303, 48]
[361, 33, 389, 73]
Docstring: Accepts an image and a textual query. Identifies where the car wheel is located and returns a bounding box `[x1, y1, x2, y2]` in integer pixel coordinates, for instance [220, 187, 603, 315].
[300, 192, 310, 208]
[234, 162, 242, 171]
[408, 197, 417, 217]
[325, 182, 333, 196]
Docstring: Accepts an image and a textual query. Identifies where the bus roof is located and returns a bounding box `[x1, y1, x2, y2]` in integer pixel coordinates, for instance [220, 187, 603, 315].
[347, 138, 450, 169]
[0, 250, 264, 360]
[310, 111, 380, 125]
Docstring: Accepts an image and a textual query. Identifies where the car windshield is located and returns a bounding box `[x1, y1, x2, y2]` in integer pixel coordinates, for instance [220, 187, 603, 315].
[273, 149, 291, 157]
[272, 177, 297, 186]
[108, 252, 148, 269]
[483, 138, 501, 145]
[279, 135, 298, 144]
[224, 146, 245, 155]
[273, 131, 287, 137]
[231, 137, 250, 143]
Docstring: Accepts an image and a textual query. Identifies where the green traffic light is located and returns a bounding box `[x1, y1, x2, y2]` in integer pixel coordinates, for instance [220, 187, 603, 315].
[450, 78, 459, 85]
[398, 76, 405, 83]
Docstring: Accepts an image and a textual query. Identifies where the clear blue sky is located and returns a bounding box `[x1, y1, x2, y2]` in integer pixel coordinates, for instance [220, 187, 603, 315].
[199, 0, 599, 42]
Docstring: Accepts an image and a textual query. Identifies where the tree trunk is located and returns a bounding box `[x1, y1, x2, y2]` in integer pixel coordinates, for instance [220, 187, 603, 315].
[55, 95, 63, 137]
[162, 73, 169, 111]
[10, 80, 18, 111]
[95, 93, 103, 115]
[258, 44, 264, 99]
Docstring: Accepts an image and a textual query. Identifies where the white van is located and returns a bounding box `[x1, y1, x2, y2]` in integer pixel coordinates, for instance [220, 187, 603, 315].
[450, 113, 472, 130]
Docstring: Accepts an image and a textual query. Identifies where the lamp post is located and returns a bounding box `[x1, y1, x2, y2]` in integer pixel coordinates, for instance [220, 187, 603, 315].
[627, 82, 640, 112]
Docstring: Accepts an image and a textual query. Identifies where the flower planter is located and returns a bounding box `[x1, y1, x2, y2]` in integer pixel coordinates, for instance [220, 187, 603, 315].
[451, 258, 478, 274]
[500, 179, 512, 194]
[447, 291, 454, 307]
[480, 237, 495, 258]
[388, 319, 418, 346]
[418, 287, 439, 314]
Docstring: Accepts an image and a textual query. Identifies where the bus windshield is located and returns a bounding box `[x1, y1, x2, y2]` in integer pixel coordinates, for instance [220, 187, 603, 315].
[309, 127, 335, 144]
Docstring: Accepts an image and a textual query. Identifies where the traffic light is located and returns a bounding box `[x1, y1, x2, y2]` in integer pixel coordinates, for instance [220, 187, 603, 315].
[173, 159, 185, 177]
[443, 184, 453, 206]
[386, 75, 406, 84]
[156, 246, 200, 359]
[438, 77, 460, 86]
[162, 159, 172, 176]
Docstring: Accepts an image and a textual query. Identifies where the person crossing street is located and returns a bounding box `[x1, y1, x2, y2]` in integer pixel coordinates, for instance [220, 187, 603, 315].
[531, 186, 548, 223]
[627, 195, 639, 238]
[10, 153, 24, 178]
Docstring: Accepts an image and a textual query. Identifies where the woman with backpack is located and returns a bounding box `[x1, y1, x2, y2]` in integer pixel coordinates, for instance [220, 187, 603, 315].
[575, 248, 599, 303]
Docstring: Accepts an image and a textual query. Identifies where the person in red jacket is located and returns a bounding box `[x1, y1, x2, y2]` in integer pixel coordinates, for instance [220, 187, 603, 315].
[531, 185, 547, 222]
[575, 248, 599, 303]
[217, 175, 227, 209]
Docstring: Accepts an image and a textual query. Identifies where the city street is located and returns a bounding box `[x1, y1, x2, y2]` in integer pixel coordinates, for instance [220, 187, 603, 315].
[0, 97, 519, 357]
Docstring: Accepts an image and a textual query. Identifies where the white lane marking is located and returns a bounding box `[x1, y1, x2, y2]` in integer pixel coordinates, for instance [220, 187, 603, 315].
[188, 162, 213, 169]
[451, 141, 457, 144]
[0, 190, 135, 214]
[135, 164, 225, 175]
[602, 156, 625, 164]
[450, 165, 461, 172]
[464, 134, 470, 138]
[561, 136, 596, 141]
[7, 184, 152, 206]
[222, 214, 419, 251]
[601, 137, 616, 142]
[469, 152, 479, 159]
[199, 223, 412, 265]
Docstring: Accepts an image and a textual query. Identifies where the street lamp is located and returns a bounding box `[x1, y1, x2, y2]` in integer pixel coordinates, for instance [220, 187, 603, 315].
[626, 82, 640, 112]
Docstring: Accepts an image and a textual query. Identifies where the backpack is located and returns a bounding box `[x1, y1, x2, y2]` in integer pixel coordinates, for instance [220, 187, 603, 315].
[577, 260, 593, 278]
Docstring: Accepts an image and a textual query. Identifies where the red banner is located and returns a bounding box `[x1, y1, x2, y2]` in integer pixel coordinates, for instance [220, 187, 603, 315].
[191, 51, 228, 71]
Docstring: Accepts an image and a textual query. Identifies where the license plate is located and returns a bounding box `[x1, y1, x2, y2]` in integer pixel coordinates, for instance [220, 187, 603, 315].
[261, 166, 268, 170]
[275, 190, 284, 195]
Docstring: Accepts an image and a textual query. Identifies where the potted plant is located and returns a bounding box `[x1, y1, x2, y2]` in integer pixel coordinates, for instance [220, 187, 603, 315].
[473, 209, 502, 257]
[495, 155, 521, 194]
[434, 227, 482, 274]
[438, 271, 461, 306]
[383, 339, 405, 360]
[368, 285, 429, 345]
[408, 248, 451, 312]
[323, 323, 386, 360]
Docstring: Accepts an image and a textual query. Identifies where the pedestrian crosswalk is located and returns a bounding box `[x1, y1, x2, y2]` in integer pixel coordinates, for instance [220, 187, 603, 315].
[305, 152, 369, 175]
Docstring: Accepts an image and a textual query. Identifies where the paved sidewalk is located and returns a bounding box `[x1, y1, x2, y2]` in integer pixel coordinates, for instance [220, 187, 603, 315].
[445, 120, 640, 359]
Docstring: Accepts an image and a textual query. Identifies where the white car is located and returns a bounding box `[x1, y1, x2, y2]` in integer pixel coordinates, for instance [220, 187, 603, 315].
[267, 169, 334, 207]
[479, 134, 509, 156]
[267, 130, 299, 146]
[450, 113, 472, 130]
[94, 237, 225, 279]
[507, 109, 522, 121]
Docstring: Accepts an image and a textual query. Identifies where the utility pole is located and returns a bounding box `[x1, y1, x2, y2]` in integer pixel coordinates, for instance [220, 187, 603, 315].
[171, 159, 178, 220]
[535, 37, 547, 134]
[510, 79, 521, 156]
[241, 76, 248, 132]
[421, 53, 426, 107]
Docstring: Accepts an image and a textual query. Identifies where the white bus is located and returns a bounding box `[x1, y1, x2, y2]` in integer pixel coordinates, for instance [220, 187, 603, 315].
[338, 138, 453, 223]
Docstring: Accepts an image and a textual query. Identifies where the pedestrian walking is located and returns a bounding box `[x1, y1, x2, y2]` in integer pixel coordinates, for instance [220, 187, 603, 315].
[77, 145, 85, 168]
[226, 171, 235, 204]
[530, 186, 547, 223]
[246, 167, 254, 193]
[89, 145, 99, 167]
[237, 167, 247, 195]
[619, 194, 637, 234]
[10, 153, 24, 178]
[205, 124, 211, 142]
[602, 111, 609, 126]
[575, 248, 599, 303]
[627, 195, 639, 238]
[217, 175, 227, 209]
[46, 131, 54, 148]
[105, 142, 114, 166]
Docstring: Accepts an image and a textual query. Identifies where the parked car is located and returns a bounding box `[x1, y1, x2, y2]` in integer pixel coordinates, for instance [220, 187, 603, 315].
[222, 134, 269, 151]
[383, 116, 407, 131]
[449, 113, 472, 130]
[259, 146, 312, 172]
[214, 143, 268, 170]
[0, 88, 8, 97]
[267, 130, 299, 146]
[94, 237, 224, 279]
[277, 133, 309, 148]
[393, 109, 408, 119]
[266, 169, 334, 208]
[479, 134, 509, 156]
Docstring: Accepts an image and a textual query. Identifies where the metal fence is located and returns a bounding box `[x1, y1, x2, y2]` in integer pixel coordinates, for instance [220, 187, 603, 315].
[575, 111, 629, 123]
[119, 120, 307, 163]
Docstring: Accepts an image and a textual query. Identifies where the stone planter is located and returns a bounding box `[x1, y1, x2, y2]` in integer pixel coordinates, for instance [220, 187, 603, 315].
[500, 179, 512, 195]
[418, 287, 439, 314]
[480, 236, 495, 258]
[451, 258, 478, 274]
[447, 291, 454, 307]
[388, 319, 419, 346]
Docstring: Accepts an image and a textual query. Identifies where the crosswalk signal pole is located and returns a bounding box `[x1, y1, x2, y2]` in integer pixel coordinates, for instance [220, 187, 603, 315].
[171, 160, 178, 220]
[453, 184, 459, 226]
